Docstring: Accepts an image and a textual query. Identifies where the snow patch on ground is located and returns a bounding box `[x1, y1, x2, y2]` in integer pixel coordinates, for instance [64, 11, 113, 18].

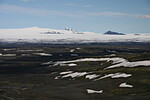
[76, 48, 81, 50]
[87, 89, 103, 94]
[42, 57, 126, 66]
[3, 49, 16, 51]
[68, 63, 77, 66]
[59, 63, 77, 67]
[0, 54, 16, 56]
[60, 71, 73, 75]
[42, 57, 150, 69]
[55, 76, 61, 80]
[62, 72, 88, 78]
[86, 74, 100, 79]
[105, 59, 150, 69]
[119, 83, 133, 88]
[111, 73, 132, 78]
[98, 73, 132, 80]
[17, 49, 42, 52]
[34, 53, 52, 56]
[107, 50, 117, 53]
[70, 49, 75, 52]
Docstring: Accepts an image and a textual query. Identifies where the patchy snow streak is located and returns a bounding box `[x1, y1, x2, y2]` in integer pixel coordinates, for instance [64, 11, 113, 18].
[55, 76, 61, 80]
[3, 49, 16, 51]
[60, 71, 73, 75]
[68, 63, 77, 66]
[86, 74, 100, 80]
[87, 89, 103, 94]
[70, 49, 75, 52]
[42, 57, 125, 66]
[42, 57, 150, 69]
[62, 72, 88, 78]
[34, 53, 52, 56]
[0, 54, 16, 56]
[119, 83, 133, 88]
[99, 73, 132, 80]
[17, 49, 42, 52]
[111, 73, 132, 78]
[106, 54, 116, 57]
[76, 48, 81, 50]
[105, 59, 150, 69]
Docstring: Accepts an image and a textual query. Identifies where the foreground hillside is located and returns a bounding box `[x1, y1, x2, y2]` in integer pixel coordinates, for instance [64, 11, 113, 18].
[0, 27, 150, 44]
[0, 43, 150, 100]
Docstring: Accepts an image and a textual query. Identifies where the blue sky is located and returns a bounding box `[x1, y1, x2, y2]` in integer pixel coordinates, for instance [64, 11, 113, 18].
[0, 0, 150, 33]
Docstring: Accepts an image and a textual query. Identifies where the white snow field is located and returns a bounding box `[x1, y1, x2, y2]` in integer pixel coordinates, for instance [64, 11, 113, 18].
[0, 27, 150, 43]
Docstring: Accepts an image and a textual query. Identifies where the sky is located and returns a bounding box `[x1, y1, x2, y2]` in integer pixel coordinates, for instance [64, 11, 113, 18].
[0, 0, 150, 33]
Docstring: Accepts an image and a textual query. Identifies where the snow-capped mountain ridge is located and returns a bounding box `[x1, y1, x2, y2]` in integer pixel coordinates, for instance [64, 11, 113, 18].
[0, 27, 150, 44]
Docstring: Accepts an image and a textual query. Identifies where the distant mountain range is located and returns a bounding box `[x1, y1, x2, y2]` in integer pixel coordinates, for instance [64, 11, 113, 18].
[0, 27, 150, 44]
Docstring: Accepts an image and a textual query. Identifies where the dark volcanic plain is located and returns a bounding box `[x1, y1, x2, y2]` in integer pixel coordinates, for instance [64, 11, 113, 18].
[0, 43, 150, 100]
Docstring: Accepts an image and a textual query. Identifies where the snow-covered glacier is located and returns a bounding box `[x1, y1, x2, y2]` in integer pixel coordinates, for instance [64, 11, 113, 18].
[0, 27, 150, 44]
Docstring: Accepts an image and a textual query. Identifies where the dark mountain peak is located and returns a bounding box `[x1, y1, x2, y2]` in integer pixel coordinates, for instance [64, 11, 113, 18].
[104, 31, 125, 35]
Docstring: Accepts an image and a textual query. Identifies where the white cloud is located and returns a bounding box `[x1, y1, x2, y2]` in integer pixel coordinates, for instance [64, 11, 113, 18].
[85, 11, 150, 19]
[0, 4, 82, 18]
[137, 15, 150, 19]
[86, 12, 128, 17]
